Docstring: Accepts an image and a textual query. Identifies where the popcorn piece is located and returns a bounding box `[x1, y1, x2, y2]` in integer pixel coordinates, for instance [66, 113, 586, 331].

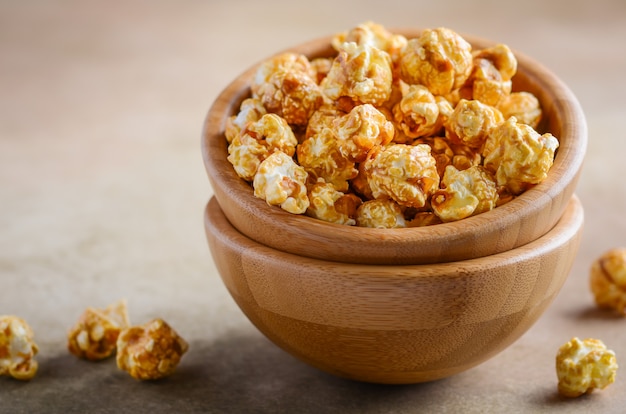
[399, 27, 473, 95]
[445, 99, 504, 149]
[251, 52, 323, 126]
[392, 84, 448, 139]
[333, 104, 395, 162]
[482, 116, 559, 195]
[331, 21, 407, 64]
[305, 104, 345, 140]
[310, 57, 334, 84]
[364, 144, 440, 209]
[224, 98, 267, 144]
[306, 180, 362, 225]
[356, 199, 406, 228]
[67, 299, 130, 361]
[497, 91, 542, 129]
[227, 113, 298, 181]
[556, 337, 618, 398]
[431, 165, 498, 222]
[466, 44, 517, 107]
[297, 128, 357, 192]
[321, 42, 393, 107]
[253, 151, 310, 214]
[590, 248, 626, 315]
[0, 316, 39, 380]
[116, 318, 189, 380]
[407, 211, 442, 227]
[414, 136, 482, 177]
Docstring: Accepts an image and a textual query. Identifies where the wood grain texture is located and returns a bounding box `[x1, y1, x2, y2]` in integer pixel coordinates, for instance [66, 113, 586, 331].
[204, 195, 583, 384]
[201, 29, 587, 265]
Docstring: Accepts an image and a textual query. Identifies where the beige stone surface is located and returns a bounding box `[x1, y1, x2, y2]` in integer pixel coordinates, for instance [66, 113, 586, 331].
[1, 0, 626, 412]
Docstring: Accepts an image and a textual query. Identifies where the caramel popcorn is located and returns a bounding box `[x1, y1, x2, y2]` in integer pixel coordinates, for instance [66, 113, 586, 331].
[227, 113, 298, 181]
[333, 103, 395, 162]
[306, 180, 362, 225]
[482, 116, 559, 194]
[556, 337, 618, 398]
[297, 128, 357, 192]
[465, 44, 517, 107]
[356, 199, 407, 228]
[253, 151, 310, 214]
[223, 22, 558, 227]
[399, 27, 473, 95]
[321, 41, 393, 107]
[497, 91, 542, 129]
[431, 165, 498, 222]
[0, 316, 39, 380]
[224, 98, 267, 143]
[392, 84, 449, 139]
[116, 318, 189, 380]
[364, 144, 440, 209]
[67, 299, 130, 361]
[445, 99, 504, 149]
[331, 21, 407, 64]
[590, 248, 626, 315]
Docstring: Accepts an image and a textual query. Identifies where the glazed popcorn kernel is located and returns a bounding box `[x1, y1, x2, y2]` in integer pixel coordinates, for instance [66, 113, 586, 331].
[399, 27, 473, 96]
[0, 315, 39, 380]
[482, 116, 559, 195]
[227, 113, 298, 181]
[414, 136, 482, 177]
[306, 180, 362, 225]
[392, 84, 448, 139]
[333, 103, 395, 162]
[466, 44, 517, 107]
[297, 127, 357, 193]
[251, 52, 317, 96]
[224, 98, 267, 144]
[331, 21, 408, 63]
[356, 198, 407, 228]
[67, 299, 130, 361]
[253, 150, 310, 214]
[305, 104, 345, 139]
[321, 41, 393, 107]
[431, 165, 498, 222]
[497, 91, 542, 129]
[590, 248, 626, 315]
[556, 337, 618, 398]
[364, 143, 440, 209]
[445, 99, 504, 149]
[116, 318, 189, 381]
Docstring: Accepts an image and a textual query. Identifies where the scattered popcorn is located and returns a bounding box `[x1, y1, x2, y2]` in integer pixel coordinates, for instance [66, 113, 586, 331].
[224, 22, 558, 227]
[590, 248, 626, 315]
[556, 337, 618, 398]
[253, 151, 310, 214]
[67, 299, 130, 361]
[116, 318, 189, 380]
[0, 316, 39, 380]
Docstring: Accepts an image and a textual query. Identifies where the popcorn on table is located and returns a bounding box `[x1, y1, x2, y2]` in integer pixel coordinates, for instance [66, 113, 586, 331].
[0, 315, 39, 380]
[556, 337, 618, 398]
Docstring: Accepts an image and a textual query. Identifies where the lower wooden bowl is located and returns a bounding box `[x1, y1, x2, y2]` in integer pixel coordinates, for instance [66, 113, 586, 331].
[204, 195, 583, 384]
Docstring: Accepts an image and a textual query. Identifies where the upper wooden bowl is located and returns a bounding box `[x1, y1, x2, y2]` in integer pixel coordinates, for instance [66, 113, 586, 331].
[202, 29, 587, 265]
[204, 194, 583, 384]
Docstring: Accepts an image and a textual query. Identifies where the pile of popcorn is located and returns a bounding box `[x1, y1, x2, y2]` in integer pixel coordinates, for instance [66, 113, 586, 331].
[225, 22, 559, 228]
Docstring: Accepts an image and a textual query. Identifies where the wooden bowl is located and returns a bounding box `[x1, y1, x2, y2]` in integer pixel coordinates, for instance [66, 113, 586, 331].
[201, 29, 587, 265]
[204, 195, 584, 384]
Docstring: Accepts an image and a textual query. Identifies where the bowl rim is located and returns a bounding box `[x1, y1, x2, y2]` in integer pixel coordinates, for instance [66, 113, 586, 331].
[202, 28, 587, 265]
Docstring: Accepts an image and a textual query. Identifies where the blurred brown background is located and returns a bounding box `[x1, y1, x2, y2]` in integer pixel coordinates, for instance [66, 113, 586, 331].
[1, 0, 626, 412]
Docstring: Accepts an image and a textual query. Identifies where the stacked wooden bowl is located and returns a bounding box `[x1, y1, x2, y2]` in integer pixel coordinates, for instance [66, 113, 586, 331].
[202, 29, 587, 383]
